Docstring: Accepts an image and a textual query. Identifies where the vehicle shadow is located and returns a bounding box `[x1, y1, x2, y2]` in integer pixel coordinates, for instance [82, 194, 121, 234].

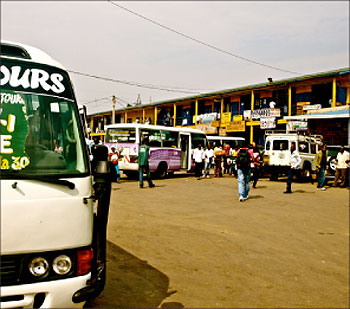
[85, 241, 178, 309]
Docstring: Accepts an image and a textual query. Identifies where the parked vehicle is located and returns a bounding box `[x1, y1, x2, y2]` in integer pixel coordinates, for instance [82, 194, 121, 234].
[264, 130, 323, 180]
[325, 145, 350, 186]
[1, 41, 111, 308]
[206, 136, 245, 148]
[104, 123, 207, 178]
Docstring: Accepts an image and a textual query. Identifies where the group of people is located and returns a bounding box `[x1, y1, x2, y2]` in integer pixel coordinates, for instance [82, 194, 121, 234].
[193, 141, 262, 201]
[93, 135, 349, 197]
[286, 143, 349, 193]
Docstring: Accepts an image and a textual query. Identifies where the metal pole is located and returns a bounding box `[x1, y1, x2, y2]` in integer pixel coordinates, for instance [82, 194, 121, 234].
[112, 96, 116, 124]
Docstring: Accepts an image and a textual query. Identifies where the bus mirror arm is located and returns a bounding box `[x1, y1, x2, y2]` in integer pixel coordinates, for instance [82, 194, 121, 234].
[74, 160, 113, 303]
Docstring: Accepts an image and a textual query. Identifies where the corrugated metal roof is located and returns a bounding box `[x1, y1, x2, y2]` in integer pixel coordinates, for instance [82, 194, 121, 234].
[88, 67, 350, 117]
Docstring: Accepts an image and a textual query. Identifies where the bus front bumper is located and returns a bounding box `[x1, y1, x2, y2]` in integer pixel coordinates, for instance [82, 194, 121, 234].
[1, 274, 90, 309]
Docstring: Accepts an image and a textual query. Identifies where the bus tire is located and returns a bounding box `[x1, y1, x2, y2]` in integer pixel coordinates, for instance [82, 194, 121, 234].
[156, 162, 168, 179]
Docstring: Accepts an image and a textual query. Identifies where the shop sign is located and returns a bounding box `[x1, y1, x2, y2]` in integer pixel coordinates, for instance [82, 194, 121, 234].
[221, 112, 231, 124]
[260, 117, 276, 129]
[226, 121, 246, 132]
[251, 108, 280, 119]
[233, 115, 243, 121]
[243, 110, 251, 119]
[303, 104, 321, 111]
[219, 128, 226, 136]
[196, 124, 217, 134]
[211, 120, 220, 127]
[287, 121, 308, 131]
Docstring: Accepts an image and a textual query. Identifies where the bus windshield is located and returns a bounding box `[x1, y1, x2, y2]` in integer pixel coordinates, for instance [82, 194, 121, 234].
[1, 61, 88, 177]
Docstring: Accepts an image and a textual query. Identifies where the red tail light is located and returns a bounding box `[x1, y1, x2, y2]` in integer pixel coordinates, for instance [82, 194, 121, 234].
[77, 249, 93, 276]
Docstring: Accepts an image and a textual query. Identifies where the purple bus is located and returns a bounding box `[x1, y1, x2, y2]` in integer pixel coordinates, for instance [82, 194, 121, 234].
[104, 124, 207, 178]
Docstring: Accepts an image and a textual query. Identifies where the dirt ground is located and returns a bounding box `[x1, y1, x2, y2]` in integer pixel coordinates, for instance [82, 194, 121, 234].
[86, 172, 349, 309]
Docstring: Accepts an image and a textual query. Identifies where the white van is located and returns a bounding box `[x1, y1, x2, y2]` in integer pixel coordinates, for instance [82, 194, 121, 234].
[264, 131, 323, 180]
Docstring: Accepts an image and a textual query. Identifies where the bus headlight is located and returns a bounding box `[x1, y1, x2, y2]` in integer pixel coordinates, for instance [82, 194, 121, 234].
[52, 255, 72, 275]
[29, 257, 49, 277]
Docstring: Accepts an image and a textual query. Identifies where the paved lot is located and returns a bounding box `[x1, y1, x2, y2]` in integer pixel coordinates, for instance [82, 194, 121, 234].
[86, 172, 349, 308]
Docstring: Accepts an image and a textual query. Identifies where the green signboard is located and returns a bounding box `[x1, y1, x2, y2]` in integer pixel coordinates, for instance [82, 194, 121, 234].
[0, 91, 30, 170]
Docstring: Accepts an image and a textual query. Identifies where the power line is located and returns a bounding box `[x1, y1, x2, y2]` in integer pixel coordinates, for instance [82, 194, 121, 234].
[68, 69, 206, 94]
[81, 95, 129, 107]
[107, 1, 301, 75]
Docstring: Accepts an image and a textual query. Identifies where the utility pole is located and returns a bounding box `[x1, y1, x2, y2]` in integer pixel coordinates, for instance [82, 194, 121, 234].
[112, 95, 116, 124]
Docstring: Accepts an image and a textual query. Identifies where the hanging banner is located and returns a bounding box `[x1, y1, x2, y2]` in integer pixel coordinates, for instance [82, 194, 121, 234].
[251, 108, 280, 119]
[226, 121, 246, 132]
[233, 115, 243, 121]
[196, 124, 218, 134]
[287, 121, 308, 131]
[303, 104, 321, 111]
[221, 112, 231, 124]
[260, 117, 276, 129]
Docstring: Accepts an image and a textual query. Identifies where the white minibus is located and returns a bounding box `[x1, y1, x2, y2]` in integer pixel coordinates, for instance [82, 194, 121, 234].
[207, 135, 245, 149]
[1, 41, 110, 308]
[104, 123, 207, 177]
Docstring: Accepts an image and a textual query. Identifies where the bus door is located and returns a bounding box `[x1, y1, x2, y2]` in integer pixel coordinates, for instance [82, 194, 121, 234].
[180, 133, 190, 169]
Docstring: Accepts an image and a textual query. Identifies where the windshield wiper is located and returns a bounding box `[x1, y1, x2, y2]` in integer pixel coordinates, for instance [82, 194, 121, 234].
[1, 172, 75, 190]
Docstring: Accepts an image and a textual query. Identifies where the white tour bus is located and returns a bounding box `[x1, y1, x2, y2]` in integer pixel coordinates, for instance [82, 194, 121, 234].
[104, 123, 207, 177]
[1, 42, 111, 308]
[207, 135, 245, 149]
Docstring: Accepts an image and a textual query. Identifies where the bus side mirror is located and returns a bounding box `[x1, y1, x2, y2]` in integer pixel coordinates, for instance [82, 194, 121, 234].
[91, 145, 111, 187]
[93, 161, 110, 184]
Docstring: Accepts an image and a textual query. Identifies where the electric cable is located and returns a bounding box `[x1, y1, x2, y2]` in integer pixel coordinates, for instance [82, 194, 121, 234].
[68, 69, 206, 94]
[107, 1, 301, 75]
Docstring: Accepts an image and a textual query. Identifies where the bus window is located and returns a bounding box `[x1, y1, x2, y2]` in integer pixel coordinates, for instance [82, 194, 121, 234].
[310, 144, 317, 154]
[191, 133, 207, 149]
[272, 140, 288, 151]
[141, 129, 161, 147]
[161, 130, 179, 148]
[299, 142, 309, 153]
[265, 141, 271, 151]
[105, 128, 136, 143]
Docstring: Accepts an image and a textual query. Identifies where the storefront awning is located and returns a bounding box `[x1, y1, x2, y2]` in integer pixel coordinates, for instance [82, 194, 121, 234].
[284, 107, 350, 120]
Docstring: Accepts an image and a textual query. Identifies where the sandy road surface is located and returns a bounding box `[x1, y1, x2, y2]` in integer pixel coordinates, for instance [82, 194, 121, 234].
[86, 173, 349, 308]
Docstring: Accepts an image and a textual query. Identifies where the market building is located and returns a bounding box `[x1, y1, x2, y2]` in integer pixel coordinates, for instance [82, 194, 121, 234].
[87, 67, 350, 146]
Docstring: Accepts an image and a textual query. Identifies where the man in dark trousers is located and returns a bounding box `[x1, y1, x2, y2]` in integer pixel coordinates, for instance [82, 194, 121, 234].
[315, 144, 328, 190]
[138, 138, 155, 188]
[236, 141, 253, 202]
[284, 142, 301, 194]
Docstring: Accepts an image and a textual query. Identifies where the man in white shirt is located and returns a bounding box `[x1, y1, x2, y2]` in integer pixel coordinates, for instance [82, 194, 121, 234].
[284, 142, 302, 193]
[193, 144, 205, 180]
[333, 146, 350, 187]
[203, 144, 214, 178]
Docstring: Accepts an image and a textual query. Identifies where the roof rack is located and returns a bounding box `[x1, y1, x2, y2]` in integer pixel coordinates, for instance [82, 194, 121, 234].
[265, 130, 323, 142]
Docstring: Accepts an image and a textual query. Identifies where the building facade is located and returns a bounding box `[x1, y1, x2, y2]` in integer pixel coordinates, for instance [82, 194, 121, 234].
[87, 68, 350, 146]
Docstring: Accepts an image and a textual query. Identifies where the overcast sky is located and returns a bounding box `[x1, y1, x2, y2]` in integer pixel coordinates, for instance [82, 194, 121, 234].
[2, 1, 349, 115]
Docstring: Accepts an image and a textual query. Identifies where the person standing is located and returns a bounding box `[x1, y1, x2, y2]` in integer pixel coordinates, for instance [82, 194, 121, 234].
[223, 142, 231, 174]
[109, 147, 121, 183]
[193, 143, 205, 180]
[333, 145, 350, 187]
[315, 144, 328, 190]
[251, 143, 261, 188]
[138, 138, 155, 188]
[214, 143, 224, 177]
[236, 142, 253, 202]
[284, 142, 301, 194]
[204, 144, 214, 178]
